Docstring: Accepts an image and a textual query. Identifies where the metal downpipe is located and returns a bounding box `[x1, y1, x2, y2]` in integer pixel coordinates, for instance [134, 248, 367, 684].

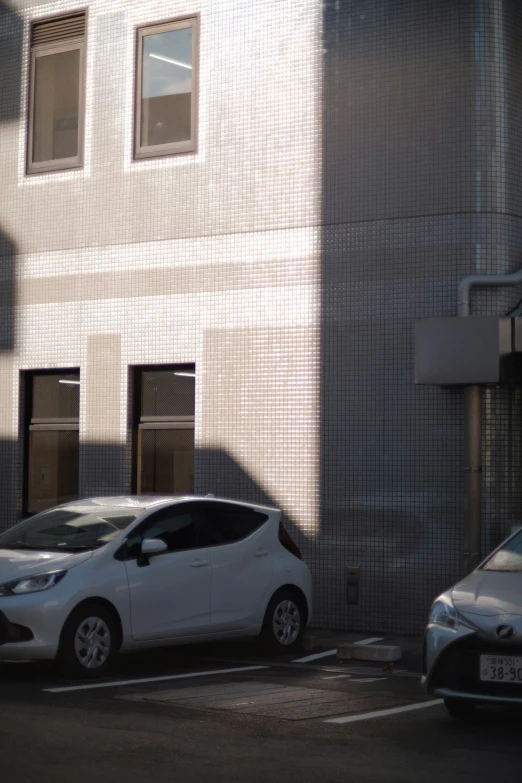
[463, 385, 482, 573]
[458, 269, 522, 318]
[458, 268, 522, 573]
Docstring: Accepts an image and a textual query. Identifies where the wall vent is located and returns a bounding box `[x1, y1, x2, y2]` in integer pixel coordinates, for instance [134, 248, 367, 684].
[31, 13, 86, 47]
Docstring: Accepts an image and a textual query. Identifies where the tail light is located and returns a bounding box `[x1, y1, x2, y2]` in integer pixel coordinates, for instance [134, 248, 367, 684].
[279, 522, 302, 560]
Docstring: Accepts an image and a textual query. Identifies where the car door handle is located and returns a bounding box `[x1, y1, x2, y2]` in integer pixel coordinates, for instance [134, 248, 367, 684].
[255, 548, 269, 558]
[190, 558, 210, 567]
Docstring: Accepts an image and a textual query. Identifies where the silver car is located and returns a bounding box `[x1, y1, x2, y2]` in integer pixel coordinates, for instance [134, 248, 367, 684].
[424, 528, 522, 717]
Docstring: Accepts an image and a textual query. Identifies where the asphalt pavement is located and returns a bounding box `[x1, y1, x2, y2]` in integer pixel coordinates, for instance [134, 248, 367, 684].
[1, 639, 521, 783]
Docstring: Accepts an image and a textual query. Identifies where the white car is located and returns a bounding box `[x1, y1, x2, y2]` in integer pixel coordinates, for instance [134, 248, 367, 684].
[0, 495, 312, 677]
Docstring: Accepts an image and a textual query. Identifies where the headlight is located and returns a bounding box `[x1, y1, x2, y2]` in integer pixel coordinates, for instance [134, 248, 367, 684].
[429, 596, 459, 630]
[0, 570, 67, 596]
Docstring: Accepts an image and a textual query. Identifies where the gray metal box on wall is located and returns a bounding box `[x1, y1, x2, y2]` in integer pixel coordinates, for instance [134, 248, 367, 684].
[415, 316, 512, 385]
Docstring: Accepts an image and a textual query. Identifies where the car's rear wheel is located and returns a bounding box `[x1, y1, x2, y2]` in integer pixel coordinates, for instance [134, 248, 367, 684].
[444, 697, 476, 719]
[260, 588, 306, 653]
[57, 602, 120, 679]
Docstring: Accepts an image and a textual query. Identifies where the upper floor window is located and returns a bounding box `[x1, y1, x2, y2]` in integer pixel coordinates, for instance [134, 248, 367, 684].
[27, 13, 86, 174]
[134, 18, 198, 159]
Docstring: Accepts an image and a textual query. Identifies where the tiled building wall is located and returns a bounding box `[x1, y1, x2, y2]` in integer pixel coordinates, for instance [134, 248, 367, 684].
[1, 0, 522, 632]
[316, 0, 522, 632]
[0, 0, 323, 563]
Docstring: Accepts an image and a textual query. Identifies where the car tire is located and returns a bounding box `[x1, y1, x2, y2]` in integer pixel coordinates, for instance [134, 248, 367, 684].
[259, 588, 306, 654]
[56, 602, 120, 679]
[444, 697, 476, 719]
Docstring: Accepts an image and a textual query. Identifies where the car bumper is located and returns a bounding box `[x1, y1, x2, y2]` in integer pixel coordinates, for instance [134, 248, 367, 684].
[0, 593, 68, 661]
[423, 622, 476, 680]
[434, 687, 522, 705]
[0, 610, 34, 643]
[425, 625, 522, 703]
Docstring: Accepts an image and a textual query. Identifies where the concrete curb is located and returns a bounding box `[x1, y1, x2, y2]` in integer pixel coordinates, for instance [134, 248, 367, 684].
[302, 635, 347, 652]
[337, 644, 402, 662]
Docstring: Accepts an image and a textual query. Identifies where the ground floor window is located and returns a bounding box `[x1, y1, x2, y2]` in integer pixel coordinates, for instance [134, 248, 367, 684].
[24, 370, 80, 514]
[134, 365, 195, 495]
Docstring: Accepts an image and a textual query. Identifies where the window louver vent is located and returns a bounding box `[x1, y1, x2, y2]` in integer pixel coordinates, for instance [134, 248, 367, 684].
[31, 13, 85, 47]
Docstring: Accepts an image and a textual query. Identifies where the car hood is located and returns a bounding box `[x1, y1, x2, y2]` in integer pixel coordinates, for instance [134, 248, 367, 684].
[452, 570, 522, 617]
[0, 548, 92, 583]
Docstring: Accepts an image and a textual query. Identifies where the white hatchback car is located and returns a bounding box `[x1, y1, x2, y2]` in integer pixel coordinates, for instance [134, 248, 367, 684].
[0, 496, 312, 677]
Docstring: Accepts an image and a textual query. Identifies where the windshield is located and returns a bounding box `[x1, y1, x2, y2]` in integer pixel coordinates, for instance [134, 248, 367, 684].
[0, 506, 143, 552]
[483, 530, 522, 572]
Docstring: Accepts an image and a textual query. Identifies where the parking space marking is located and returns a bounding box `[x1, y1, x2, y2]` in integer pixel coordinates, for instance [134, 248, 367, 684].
[321, 674, 352, 680]
[292, 649, 337, 663]
[325, 699, 443, 724]
[321, 675, 385, 683]
[350, 678, 387, 683]
[338, 665, 421, 678]
[207, 656, 421, 680]
[207, 656, 349, 673]
[43, 665, 270, 694]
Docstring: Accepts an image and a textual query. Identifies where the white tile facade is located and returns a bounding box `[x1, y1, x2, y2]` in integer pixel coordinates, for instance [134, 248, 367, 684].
[0, 0, 322, 567]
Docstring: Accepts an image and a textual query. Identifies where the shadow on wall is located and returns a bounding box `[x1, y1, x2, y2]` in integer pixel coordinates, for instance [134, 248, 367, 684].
[197, 448, 282, 510]
[78, 443, 305, 552]
[79, 442, 129, 499]
[319, 0, 472, 632]
[0, 0, 23, 352]
[0, 3, 22, 527]
[196, 447, 306, 553]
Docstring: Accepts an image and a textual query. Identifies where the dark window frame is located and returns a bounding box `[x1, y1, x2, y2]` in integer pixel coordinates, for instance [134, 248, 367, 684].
[118, 500, 267, 560]
[118, 502, 200, 559]
[132, 364, 195, 494]
[22, 369, 80, 516]
[196, 501, 269, 548]
[133, 16, 199, 160]
[26, 11, 87, 175]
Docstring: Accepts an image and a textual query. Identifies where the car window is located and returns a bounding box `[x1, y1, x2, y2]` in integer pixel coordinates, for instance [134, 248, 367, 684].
[196, 502, 268, 547]
[0, 507, 141, 551]
[483, 530, 522, 572]
[126, 507, 197, 555]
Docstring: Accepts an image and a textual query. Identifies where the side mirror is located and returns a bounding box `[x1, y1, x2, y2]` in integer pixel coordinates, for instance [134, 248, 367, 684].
[141, 538, 167, 556]
[137, 538, 167, 568]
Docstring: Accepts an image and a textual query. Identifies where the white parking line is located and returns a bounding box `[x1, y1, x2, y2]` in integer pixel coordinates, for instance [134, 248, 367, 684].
[44, 665, 270, 694]
[292, 649, 337, 663]
[321, 674, 352, 680]
[353, 637, 384, 645]
[350, 678, 387, 683]
[325, 699, 443, 724]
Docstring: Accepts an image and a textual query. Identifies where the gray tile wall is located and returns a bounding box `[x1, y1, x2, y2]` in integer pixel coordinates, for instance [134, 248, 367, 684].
[316, 0, 522, 632]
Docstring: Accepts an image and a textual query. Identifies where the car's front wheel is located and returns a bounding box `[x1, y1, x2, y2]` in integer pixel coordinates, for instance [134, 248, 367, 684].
[57, 602, 120, 679]
[444, 697, 476, 719]
[260, 588, 306, 653]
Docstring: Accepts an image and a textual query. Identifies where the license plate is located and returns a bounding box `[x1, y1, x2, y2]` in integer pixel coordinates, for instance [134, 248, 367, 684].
[480, 655, 522, 683]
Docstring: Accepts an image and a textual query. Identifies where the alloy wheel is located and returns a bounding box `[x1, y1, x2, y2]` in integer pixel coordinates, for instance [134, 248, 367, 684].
[74, 616, 111, 669]
[272, 599, 301, 646]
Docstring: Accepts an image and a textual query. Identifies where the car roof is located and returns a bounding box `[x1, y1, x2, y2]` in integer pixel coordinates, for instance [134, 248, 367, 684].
[60, 495, 280, 514]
